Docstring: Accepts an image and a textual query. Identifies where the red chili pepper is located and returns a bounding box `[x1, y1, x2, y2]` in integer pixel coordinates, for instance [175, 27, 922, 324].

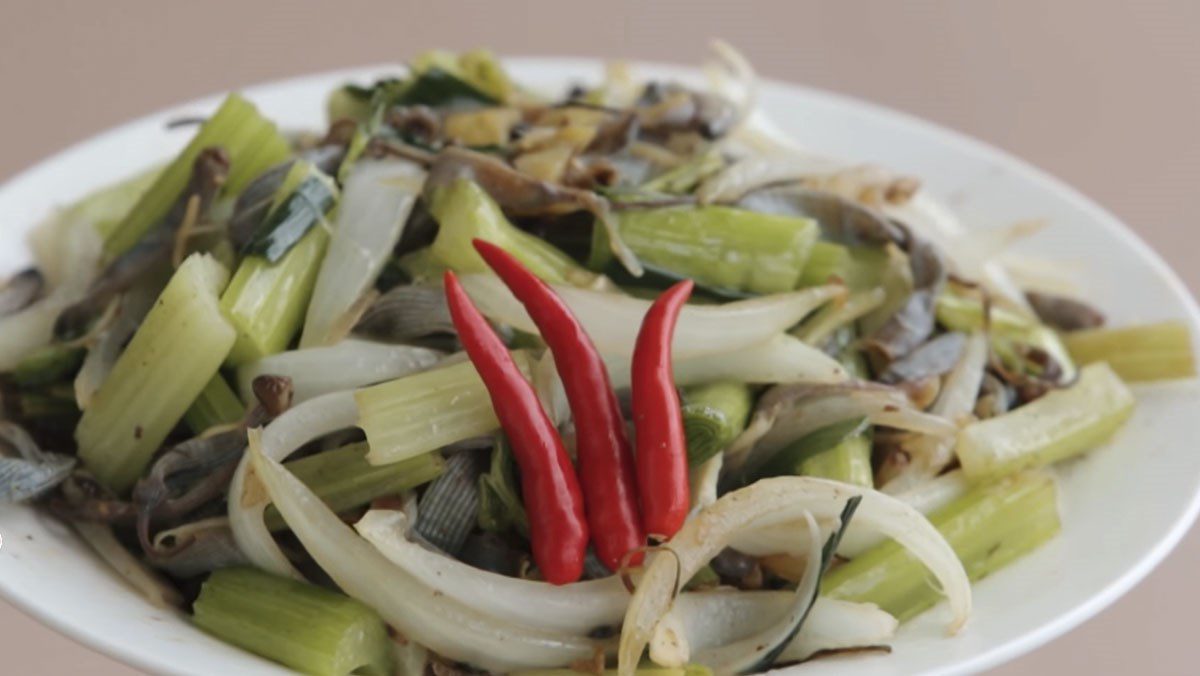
[632, 279, 694, 539]
[472, 239, 645, 570]
[443, 270, 588, 584]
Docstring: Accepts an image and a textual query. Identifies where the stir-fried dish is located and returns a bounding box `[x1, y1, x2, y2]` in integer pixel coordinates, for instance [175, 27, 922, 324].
[1, 45, 1196, 676]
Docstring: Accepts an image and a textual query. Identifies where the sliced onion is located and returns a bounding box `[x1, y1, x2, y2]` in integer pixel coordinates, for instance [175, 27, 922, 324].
[881, 332, 988, 494]
[617, 477, 970, 675]
[688, 512, 823, 674]
[653, 593, 896, 667]
[688, 453, 723, 517]
[228, 391, 360, 577]
[237, 339, 442, 404]
[356, 510, 629, 633]
[301, 160, 426, 348]
[249, 442, 600, 671]
[462, 274, 843, 359]
[840, 470, 968, 558]
[697, 155, 844, 204]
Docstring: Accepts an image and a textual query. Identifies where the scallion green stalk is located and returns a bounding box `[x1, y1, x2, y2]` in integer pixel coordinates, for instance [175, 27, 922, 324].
[182, 374, 244, 434]
[264, 442, 445, 531]
[193, 567, 393, 676]
[429, 179, 592, 285]
[681, 381, 753, 467]
[76, 254, 235, 493]
[612, 207, 818, 295]
[753, 417, 873, 487]
[956, 362, 1134, 481]
[1062, 320, 1196, 382]
[106, 93, 291, 255]
[824, 471, 1060, 622]
[357, 351, 534, 465]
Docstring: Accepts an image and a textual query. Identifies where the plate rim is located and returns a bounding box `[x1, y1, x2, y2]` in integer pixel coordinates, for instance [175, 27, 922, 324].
[0, 56, 1198, 676]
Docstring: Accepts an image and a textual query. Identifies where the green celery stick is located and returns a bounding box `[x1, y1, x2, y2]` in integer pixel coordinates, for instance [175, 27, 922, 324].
[1063, 320, 1196, 382]
[824, 471, 1061, 622]
[182, 374, 245, 434]
[76, 254, 235, 493]
[193, 567, 392, 676]
[957, 362, 1135, 481]
[754, 417, 873, 487]
[264, 443, 445, 531]
[613, 206, 818, 295]
[429, 179, 592, 285]
[356, 351, 534, 466]
[106, 93, 291, 255]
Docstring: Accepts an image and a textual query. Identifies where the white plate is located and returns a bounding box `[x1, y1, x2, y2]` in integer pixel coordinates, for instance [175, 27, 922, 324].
[1, 59, 1198, 676]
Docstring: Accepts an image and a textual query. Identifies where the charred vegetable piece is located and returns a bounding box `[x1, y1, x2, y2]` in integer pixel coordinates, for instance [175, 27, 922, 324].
[1062, 320, 1196, 382]
[194, 567, 393, 676]
[76, 254, 235, 493]
[825, 472, 1060, 623]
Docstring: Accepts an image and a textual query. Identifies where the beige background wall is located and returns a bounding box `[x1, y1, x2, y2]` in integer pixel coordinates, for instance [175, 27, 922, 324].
[1, 1, 1198, 673]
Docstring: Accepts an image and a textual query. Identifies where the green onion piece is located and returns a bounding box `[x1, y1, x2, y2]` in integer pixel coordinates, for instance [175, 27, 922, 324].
[478, 435, 529, 535]
[957, 362, 1134, 481]
[182, 374, 244, 434]
[264, 442, 445, 531]
[429, 179, 591, 285]
[243, 165, 338, 263]
[220, 167, 336, 367]
[612, 207, 818, 295]
[824, 471, 1060, 622]
[356, 351, 534, 466]
[681, 381, 753, 467]
[106, 93, 291, 255]
[797, 242, 886, 290]
[76, 254, 235, 493]
[753, 417, 873, 487]
[395, 67, 499, 107]
[193, 567, 392, 676]
[1062, 320, 1196, 382]
[407, 50, 511, 103]
[9, 344, 85, 387]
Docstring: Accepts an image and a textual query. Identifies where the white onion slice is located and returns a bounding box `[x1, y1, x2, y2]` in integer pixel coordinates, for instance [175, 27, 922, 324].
[617, 477, 970, 675]
[248, 440, 600, 671]
[840, 470, 969, 559]
[228, 391, 360, 577]
[301, 160, 425, 348]
[356, 510, 629, 634]
[462, 274, 842, 359]
[654, 592, 896, 666]
[237, 339, 442, 404]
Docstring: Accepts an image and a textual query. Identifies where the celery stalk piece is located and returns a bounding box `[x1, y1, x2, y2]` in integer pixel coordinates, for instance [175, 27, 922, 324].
[264, 442, 445, 531]
[754, 418, 873, 487]
[681, 381, 753, 467]
[956, 362, 1135, 481]
[68, 165, 164, 241]
[106, 93, 291, 255]
[824, 471, 1060, 622]
[182, 374, 244, 434]
[193, 567, 392, 676]
[797, 242, 887, 290]
[1063, 320, 1196, 382]
[429, 179, 592, 285]
[357, 351, 534, 466]
[76, 254, 235, 493]
[9, 344, 85, 387]
[613, 207, 818, 295]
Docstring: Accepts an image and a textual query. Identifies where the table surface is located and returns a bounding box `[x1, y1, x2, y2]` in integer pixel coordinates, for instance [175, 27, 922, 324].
[2, 1, 1198, 674]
